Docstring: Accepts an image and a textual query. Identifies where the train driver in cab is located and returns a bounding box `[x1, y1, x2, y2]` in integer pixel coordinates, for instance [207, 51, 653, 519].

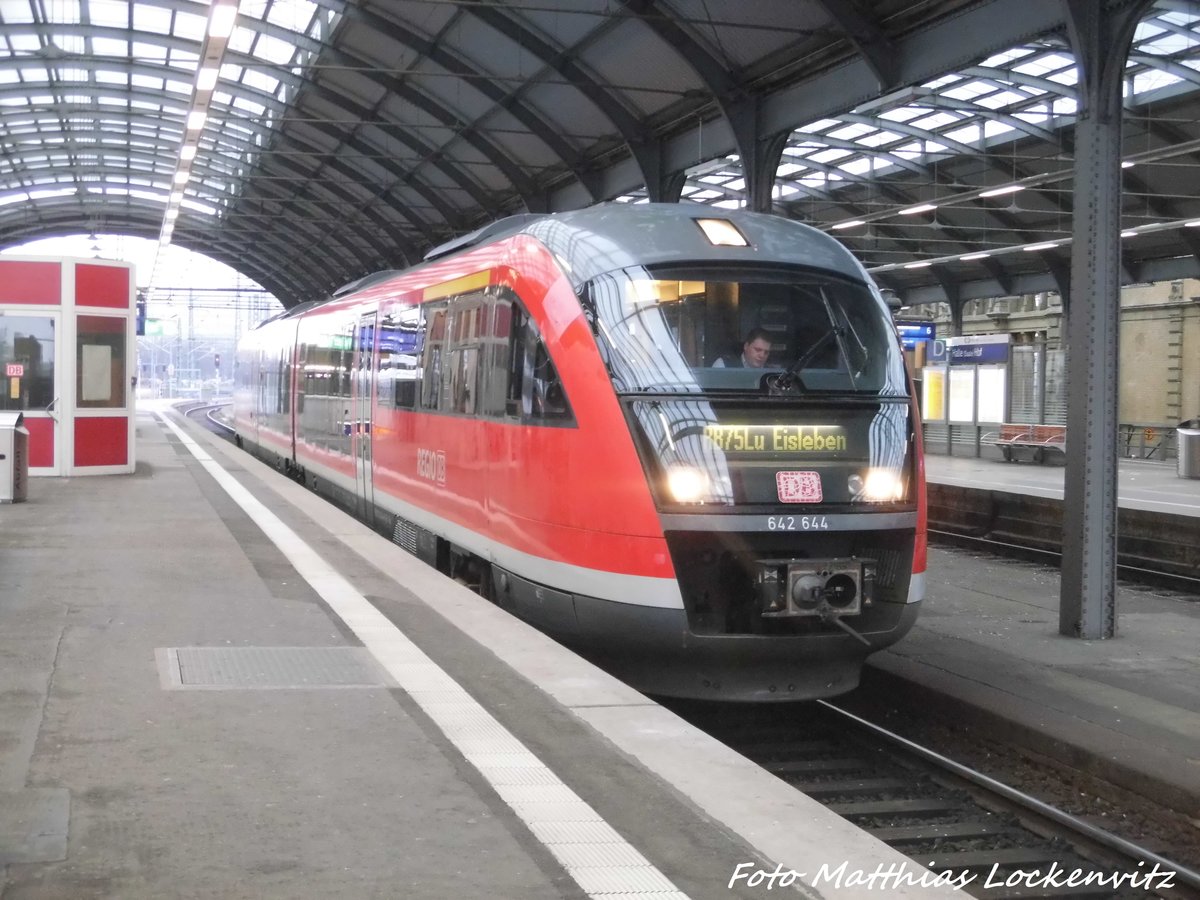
[714, 328, 772, 368]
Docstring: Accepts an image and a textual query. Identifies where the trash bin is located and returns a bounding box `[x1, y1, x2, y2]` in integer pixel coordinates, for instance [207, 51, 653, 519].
[0, 411, 29, 502]
[1178, 418, 1200, 479]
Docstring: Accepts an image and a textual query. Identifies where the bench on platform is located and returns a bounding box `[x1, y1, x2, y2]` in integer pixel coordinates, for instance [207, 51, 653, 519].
[983, 423, 1067, 463]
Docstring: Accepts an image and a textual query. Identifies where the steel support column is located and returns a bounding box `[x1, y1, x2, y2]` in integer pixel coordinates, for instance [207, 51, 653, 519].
[1060, 0, 1152, 639]
[948, 297, 965, 337]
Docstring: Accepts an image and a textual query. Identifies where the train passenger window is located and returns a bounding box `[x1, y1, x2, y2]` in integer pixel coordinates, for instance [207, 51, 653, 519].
[449, 346, 479, 414]
[420, 305, 447, 410]
[496, 295, 572, 423]
[410, 288, 574, 424]
[530, 340, 570, 421]
[276, 350, 289, 414]
[377, 304, 424, 409]
[446, 294, 485, 415]
[339, 323, 354, 401]
[479, 294, 512, 417]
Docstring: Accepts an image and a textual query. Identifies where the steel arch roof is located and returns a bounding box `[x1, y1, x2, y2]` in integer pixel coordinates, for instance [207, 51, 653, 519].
[1, 0, 1197, 308]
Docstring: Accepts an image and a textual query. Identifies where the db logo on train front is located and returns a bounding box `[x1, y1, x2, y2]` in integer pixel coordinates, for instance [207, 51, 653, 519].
[776, 471, 822, 503]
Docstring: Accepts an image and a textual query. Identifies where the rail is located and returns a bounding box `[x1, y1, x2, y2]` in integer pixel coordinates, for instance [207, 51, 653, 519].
[667, 699, 1200, 899]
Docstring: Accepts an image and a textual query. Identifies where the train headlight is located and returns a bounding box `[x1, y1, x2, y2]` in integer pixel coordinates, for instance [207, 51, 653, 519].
[666, 466, 709, 503]
[851, 468, 905, 502]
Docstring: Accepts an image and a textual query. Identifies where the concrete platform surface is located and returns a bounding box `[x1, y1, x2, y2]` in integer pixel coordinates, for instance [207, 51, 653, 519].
[925, 453, 1200, 516]
[0, 406, 964, 900]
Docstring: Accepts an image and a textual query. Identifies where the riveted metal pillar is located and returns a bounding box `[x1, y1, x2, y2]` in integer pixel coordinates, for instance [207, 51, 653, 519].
[725, 100, 789, 213]
[1060, 0, 1152, 639]
[948, 297, 964, 337]
[632, 139, 687, 204]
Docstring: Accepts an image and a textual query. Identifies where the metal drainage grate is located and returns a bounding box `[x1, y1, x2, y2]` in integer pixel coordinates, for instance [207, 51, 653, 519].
[157, 646, 396, 690]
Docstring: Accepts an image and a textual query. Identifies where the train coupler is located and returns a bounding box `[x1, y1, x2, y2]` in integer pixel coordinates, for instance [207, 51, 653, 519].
[756, 557, 875, 619]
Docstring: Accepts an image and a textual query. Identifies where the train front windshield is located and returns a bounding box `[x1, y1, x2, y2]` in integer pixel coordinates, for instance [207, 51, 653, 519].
[582, 266, 908, 396]
[581, 266, 915, 509]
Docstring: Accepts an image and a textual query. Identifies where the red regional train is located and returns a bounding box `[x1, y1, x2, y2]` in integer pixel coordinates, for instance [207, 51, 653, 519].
[233, 204, 927, 701]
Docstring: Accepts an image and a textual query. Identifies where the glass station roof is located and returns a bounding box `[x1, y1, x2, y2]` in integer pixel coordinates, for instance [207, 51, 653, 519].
[620, 5, 1200, 272]
[0, 0, 336, 286]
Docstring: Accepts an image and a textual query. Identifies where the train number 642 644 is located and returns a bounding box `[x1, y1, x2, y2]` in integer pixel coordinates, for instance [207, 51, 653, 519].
[767, 515, 829, 531]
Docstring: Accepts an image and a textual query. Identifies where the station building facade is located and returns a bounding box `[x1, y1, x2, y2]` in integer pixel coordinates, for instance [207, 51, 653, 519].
[907, 278, 1200, 438]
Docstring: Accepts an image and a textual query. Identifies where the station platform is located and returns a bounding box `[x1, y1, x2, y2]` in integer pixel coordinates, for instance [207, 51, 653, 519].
[867, 452, 1200, 824]
[0, 405, 965, 900]
[925, 452, 1200, 517]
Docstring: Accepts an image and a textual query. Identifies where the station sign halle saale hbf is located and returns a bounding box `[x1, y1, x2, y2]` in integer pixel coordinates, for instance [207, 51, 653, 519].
[0, 257, 136, 476]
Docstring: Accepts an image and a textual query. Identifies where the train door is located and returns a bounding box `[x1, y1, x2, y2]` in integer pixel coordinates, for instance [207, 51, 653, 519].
[352, 311, 376, 518]
[0, 310, 63, 474]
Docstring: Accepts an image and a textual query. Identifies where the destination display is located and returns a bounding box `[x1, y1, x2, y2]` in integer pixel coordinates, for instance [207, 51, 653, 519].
[703, 424, 848, 453]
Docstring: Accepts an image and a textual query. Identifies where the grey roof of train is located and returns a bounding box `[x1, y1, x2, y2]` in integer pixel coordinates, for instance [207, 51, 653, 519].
[4, 2, 1200, 309]
[518, 205, 868, 288]
[273, 205, 869, 319]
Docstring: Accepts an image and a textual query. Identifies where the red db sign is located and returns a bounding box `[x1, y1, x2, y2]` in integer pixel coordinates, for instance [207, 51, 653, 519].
[5, 364, 23, 377]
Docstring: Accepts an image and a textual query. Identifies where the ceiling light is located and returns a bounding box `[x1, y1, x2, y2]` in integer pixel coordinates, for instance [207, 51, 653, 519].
[832, 220, 865, 230]
[165, 208, 179, 220]
[1121, 161, 1134, 169]
[196, 66, 219, 92]
[1186, 220, 1200, 227]
[181, 144, 197, 161]
[173, 170, 189, 184]
[979, 184, 1025, 198]
[186, 111, 207, 131]
[899, 203, 937, 215]
[208, 3, 239, 39]
[1121, 230, 1136, 238]
[1023, 242, 1058, 251]
[904, 261, 932, 269]
[960, 252, 990, 260]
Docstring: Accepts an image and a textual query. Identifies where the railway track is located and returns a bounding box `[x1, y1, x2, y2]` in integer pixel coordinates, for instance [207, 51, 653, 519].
[928, 527, 1200, 596]
[666, 700, 1200, 899]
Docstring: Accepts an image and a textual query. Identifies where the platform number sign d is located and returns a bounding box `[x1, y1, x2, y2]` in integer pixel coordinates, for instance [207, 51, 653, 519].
[6, 364, 23, 378]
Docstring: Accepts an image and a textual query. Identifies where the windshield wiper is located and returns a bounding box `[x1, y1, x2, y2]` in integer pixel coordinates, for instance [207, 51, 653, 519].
[768, 326, 843, 394]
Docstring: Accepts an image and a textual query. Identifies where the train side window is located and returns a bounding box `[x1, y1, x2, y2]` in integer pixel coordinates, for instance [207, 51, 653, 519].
[504, 302, 531, 418]
[530, 339, 571, 421]
[449, 346, 479, 414]
[446, 293, 485, 415]
[378, 304, 424, 409]
[338, 323, 354, 401]
[278, 346, 290, 415]
[495, 294, 573, 424]
[480, 293, 512, 417]
[420, 304, 447, 410]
